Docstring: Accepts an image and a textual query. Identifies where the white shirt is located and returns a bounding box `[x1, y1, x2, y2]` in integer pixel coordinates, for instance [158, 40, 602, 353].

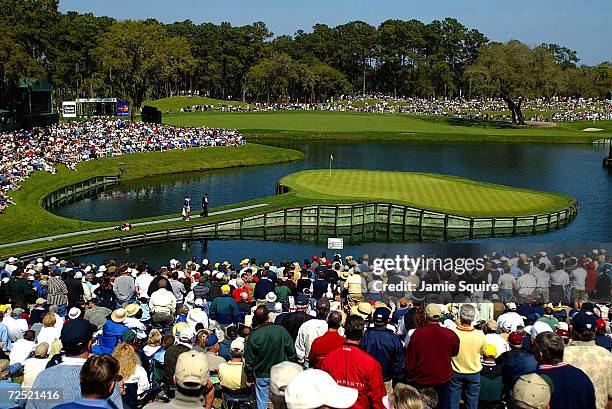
[497, 311, 525, 333]
[9, 338, 35, 364]
[570, 267, 587, 291]
[516, 274, 537, 296]
[295, 319, 328, 364]
[124, 317, 147, 339]
[533, 270, 550, 288]
[37, 326, 61, 346]
[3, 316, 28, 341]
[498, 273, 516, 290]
[125, 364, 150, 394]
[135, 273, 154, 299]
[22, 357, 50, 389]
[550, 270, 570, 286]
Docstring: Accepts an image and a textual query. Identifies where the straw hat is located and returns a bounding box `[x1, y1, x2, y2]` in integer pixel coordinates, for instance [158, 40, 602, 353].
[110, 308, 127, 323]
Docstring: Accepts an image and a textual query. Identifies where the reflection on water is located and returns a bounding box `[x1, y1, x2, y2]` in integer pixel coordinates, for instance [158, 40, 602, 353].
[51, 140, 612, 242]
[77, 239, 611, 268]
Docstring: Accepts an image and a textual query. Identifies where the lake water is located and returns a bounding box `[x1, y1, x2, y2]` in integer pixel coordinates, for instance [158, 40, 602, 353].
[52, 140, 612, 245]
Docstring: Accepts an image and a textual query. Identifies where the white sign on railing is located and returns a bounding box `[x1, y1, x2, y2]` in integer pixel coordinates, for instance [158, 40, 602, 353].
[327, 237, 344, 250]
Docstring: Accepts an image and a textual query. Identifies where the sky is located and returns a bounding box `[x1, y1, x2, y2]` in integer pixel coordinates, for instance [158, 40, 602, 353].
[59, 0, 611, 66]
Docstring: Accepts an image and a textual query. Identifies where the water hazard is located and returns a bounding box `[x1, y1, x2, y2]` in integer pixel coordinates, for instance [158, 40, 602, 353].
[51, 140, 612, 243]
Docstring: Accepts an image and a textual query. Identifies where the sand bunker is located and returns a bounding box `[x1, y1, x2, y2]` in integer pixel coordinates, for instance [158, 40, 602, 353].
[582, 128, 603, 132]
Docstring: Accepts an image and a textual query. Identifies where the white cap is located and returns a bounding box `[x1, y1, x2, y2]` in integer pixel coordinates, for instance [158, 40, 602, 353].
[49, 257, 57, 263]
[530, 321, 553, 338]
[284, 369, 358, 409]
[7, 257, 17, 263]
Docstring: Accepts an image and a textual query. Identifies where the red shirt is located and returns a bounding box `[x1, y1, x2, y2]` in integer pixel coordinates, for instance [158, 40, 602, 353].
[308, 330, 346, 369]
[404, 322, 460, 385]
[320, 343, 386, 409]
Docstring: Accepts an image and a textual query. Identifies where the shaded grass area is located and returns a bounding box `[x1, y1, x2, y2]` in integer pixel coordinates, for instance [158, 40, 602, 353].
[280, 170, 574, 217]
[162, 111, 611, 143]
[0, 144, 304, 250]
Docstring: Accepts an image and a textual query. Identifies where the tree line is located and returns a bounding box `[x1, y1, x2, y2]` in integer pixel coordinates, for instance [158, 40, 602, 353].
[1, 0, 611, 122]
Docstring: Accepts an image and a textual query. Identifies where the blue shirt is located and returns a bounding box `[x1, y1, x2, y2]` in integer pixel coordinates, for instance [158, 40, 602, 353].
[0, 323, 11, 352]
[30, 358, 123, 409]
[536, 363, 596, 409]
[0, 380, 20, 409]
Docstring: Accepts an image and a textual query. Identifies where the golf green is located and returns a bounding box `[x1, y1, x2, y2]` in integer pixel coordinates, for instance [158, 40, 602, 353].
[280, 169, 575, 217]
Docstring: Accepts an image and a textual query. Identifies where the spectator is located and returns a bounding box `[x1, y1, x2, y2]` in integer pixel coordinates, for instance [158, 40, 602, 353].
[320, 315, 386, 409]
[269, 361, 303, 409]
[52, 355, 122, 409]
[0, 359, 20, 409]
[405, 303, 459, 408]
[534, 332, 596, 409]
[37, 312, 61, 347]
[149, 279, 176, 327]
[113, 268, 135, 307]
[360, 306, 405, 392]
[308, 310, 346, 369]
[563, 310, 612, 409]
[144, 350, 215, 409]
[295, 298, 330, 367]
[244, 306, 297, 409]
[512, 373, 551, 409]
[497, 331, 538, 399]
[209, 285, 239, 329]
[22, 342, 50, 389]
[385, 383, 426, 409]
[46, 270, 68, 317]
[448, 304, 487, 409]
[163, 326, 193, 384]
[112, 342, 150, 396]
[218, 338, 249, 392]
[30, 319, 123, 409]
[478, 344, 503, 408]
[9, 329, 35, 365]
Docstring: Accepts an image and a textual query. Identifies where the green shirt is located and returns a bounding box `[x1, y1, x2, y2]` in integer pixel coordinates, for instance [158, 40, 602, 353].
[244, 323, 296, 380]
[275, 285, 291, 303]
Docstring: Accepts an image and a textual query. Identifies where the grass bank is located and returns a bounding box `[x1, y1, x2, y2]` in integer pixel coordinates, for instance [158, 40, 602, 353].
[162, 111, 612, 143]
[0, 144, 304, 249]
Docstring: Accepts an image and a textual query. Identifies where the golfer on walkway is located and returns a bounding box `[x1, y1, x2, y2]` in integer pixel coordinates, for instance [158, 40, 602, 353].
[201, 193, 209, 217]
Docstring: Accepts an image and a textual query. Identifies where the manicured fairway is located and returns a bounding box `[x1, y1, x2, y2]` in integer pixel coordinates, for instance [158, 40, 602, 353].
[162, 110, 612, 143]
[280, 169, 574, 217]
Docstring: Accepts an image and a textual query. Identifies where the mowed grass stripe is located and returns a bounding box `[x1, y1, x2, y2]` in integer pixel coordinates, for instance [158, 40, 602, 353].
[280, 169, 574, 217]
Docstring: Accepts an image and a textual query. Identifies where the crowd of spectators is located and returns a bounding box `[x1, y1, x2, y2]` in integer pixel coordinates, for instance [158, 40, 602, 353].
[0, 247, 610, 408]
[0, 120, 245, 213]
[171, 93, 612, 123]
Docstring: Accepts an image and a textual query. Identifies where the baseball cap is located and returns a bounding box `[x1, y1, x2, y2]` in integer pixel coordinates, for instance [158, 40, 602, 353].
[205, 333, 219, 348]
[596, 319, 607, 331]
[571, 310, 598, 333]
[34, 342, 49, 358]
[270, 361, 303, 397]
[60, 319, 96, 348]
[530, 321, 553, 338]
[508, 331, 524, 347]
[513, 373, 551, 409]
[424, 303, 442, 319]
[284, 369, 358, 409]
[373, 307, 391, 324]
[175, 351, 209, 389]
[230, 338, 245, 352]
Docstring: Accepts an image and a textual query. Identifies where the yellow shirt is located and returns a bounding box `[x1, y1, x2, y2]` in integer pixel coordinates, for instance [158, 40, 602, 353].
[451, 325, 487, 374]
[218, 361, 248, 390]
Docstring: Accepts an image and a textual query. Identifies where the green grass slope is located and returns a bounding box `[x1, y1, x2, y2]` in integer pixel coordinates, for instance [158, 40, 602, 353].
[162, 111, 612, 143]
[280, 169, 574, 217]
[0, 144, 303, 245]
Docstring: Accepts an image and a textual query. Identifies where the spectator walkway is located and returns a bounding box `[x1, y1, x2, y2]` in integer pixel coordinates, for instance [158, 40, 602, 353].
[0, 202, 269, 249]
